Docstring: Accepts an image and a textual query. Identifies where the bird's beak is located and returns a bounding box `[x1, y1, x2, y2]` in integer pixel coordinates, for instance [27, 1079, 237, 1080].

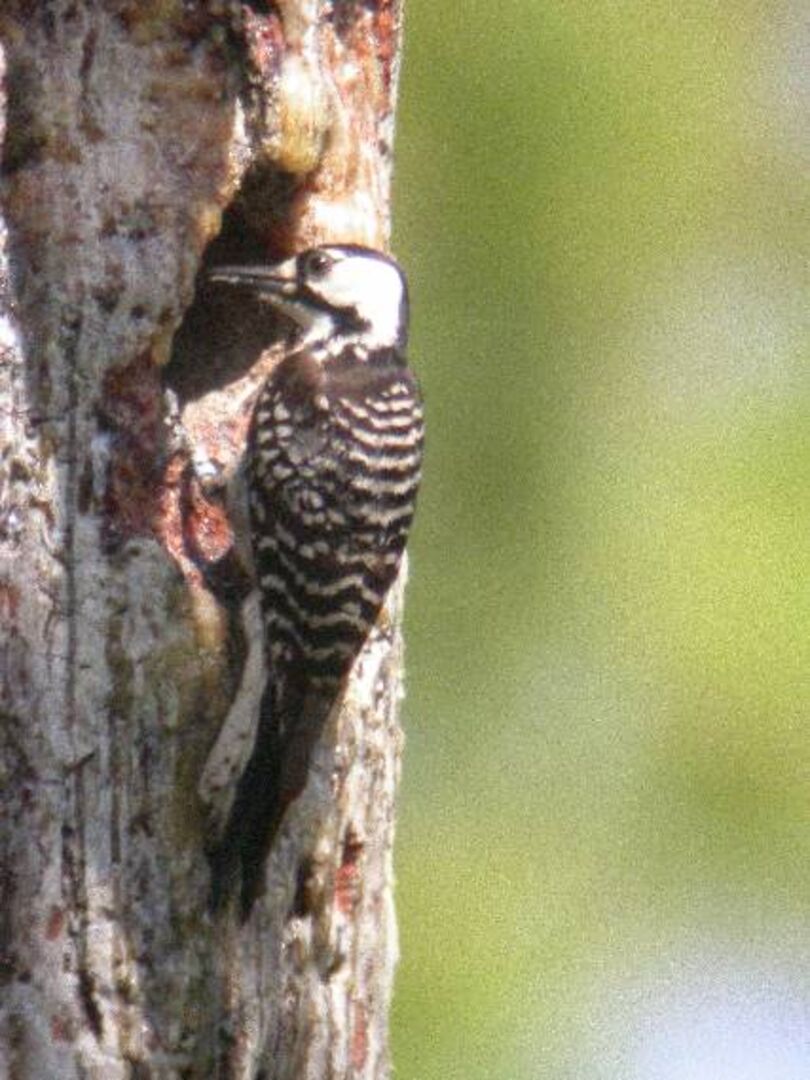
[208, 256, 316, 332]
[207, 255, 298, 299]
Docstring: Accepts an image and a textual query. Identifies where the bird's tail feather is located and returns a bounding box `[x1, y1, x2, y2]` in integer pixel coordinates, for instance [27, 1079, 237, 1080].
[209, 677, 334, 920]
[209, 680, 287, 918]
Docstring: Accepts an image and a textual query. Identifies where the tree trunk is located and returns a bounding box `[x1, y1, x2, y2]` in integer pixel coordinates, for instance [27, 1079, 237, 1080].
[0, 3, 405, 1076]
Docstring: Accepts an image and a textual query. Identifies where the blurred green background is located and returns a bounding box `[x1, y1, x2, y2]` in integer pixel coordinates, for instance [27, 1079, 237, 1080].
[391, 2, 810, 1077]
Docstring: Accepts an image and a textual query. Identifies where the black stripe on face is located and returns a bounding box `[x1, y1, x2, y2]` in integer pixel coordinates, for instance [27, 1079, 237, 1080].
[298, 281, 369, 338]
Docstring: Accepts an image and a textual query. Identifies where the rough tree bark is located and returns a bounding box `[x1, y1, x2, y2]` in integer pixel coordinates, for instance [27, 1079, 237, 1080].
[0, 3, 407, 1077]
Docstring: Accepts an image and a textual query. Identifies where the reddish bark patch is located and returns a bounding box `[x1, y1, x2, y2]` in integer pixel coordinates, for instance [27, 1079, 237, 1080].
[0, 581, 21, 622]
[99, 352, 236, 590]
[372, 0, 399, 91]
[331, 0, 399, 92]
[99, 352, 164, 553]
[45, 905, 65, 941]
[335, 830, 364, 916]
[243, 7, 284, 82]
[50, 1012, 74, 1044]
[351, 998, 368, 1071]
[180, 472, 233, 566]
[155, 453, 194, 574]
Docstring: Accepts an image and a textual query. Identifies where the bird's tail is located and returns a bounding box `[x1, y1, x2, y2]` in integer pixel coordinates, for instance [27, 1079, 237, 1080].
[209, 678, 333, 920]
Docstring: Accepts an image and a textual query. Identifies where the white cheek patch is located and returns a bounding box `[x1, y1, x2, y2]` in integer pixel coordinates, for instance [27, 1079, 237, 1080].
[320, 258, 404, 348]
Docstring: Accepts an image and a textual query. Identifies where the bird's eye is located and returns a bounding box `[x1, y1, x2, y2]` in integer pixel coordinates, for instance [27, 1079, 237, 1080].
[303, 250, 332, 278]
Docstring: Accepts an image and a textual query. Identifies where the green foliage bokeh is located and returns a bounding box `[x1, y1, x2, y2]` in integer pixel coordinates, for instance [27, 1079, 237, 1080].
[392, 3, 810, 1077]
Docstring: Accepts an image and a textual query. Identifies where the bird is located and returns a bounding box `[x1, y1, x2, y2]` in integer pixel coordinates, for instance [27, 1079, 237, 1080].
[207, 244, 424, 918]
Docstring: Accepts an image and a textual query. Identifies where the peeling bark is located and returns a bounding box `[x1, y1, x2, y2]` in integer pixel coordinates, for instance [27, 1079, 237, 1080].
[0, 2, 406, 1076]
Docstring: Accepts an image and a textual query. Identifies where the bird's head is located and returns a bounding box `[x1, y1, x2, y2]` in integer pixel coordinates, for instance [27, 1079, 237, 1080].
[209, 245, 409, 357]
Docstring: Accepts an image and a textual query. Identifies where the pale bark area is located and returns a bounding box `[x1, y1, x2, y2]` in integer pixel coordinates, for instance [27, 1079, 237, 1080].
[0, 3, 405, 1077]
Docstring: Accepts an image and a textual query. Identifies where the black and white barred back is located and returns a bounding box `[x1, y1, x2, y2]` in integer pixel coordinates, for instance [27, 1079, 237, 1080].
[251, 352, 423, 695]
[208, 246, 423, 917]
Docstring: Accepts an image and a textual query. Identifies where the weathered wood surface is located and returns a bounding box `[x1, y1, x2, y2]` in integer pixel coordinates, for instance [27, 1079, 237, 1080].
[0, 3, 405, 1076]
